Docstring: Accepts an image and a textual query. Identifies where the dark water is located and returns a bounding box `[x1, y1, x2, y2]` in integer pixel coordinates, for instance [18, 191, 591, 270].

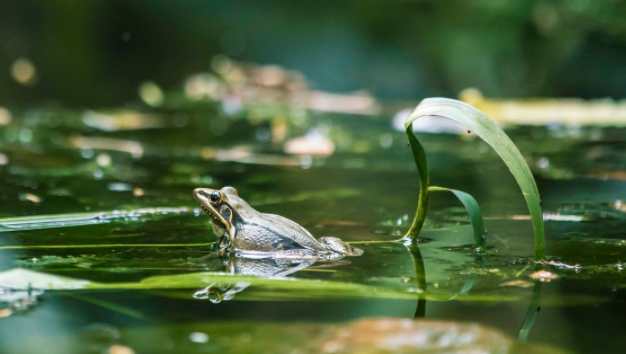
[1, 103, 626, 353]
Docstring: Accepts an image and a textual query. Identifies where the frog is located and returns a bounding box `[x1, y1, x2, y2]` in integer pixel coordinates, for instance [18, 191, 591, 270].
[193, 187, 363, 259]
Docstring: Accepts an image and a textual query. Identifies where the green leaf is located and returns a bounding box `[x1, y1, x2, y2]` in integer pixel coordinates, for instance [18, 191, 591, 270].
[0, 268, 520, 302]
[428, 186, 486, 249]
[405, 98, 545, 259]
[0, 207, 195, 233]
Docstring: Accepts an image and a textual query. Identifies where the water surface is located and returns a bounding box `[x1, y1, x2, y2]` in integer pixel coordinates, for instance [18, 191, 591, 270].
[1, 104, 625, 353]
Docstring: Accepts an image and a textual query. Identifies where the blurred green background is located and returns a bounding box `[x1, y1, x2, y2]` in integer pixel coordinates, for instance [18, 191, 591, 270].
[3, 0, 626, 108]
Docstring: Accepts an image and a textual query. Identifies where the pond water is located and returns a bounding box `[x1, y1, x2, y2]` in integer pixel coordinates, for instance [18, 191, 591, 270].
[0, 101, 625, 353]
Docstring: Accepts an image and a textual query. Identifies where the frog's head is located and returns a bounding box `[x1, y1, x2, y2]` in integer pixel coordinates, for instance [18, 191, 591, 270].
[193, 186, 251, 239]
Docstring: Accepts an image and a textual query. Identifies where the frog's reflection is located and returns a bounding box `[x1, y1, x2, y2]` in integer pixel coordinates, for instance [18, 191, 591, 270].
[193, 282, 250, 303]
[192, 253, 344, 303]
[224, 255, 317, 277]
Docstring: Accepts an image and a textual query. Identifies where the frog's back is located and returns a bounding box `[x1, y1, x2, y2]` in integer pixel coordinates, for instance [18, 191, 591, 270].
[233, 213, 326, 252]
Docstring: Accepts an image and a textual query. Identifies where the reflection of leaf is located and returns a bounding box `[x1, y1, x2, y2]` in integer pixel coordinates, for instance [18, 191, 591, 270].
[518, 281, 542, 341]
[405, 98, 545, 259]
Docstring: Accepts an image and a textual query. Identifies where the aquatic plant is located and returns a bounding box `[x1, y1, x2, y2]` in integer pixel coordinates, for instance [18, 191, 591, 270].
[403, 98, 545, 260]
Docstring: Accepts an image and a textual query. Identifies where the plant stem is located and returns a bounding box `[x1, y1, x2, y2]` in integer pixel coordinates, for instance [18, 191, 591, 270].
[403, 124, 430, 241]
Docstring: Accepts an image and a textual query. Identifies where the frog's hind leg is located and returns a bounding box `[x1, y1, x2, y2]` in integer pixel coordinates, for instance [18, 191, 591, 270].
[319, 237, 364, 257]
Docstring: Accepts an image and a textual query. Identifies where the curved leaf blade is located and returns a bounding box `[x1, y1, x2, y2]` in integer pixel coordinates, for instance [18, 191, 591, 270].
[428, 186, 486, 249]
[405, 98, 544, 259]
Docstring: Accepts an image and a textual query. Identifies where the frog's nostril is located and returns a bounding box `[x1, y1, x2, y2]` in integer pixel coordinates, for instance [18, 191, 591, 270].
[194, 189, 209, 198]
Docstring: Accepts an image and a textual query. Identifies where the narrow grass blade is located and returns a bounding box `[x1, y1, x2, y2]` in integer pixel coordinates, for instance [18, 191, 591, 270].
[0, 207, 195, 233]
[405, 98, 545, 259]
[428, 186, 486, 249]
[0, 243, 215, 250]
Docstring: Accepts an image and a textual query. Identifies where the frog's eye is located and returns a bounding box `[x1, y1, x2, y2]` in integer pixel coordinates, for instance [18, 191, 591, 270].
[210, 191, 223, 205]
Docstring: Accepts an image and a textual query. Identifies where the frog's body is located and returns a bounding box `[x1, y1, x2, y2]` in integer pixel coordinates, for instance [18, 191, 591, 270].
[193, 187, 363, 258]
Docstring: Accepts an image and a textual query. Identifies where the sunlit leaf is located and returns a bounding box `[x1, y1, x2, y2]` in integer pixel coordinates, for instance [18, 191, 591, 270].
[405, 98, 545, 259]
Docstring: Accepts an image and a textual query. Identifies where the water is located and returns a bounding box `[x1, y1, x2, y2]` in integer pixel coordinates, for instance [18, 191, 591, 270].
[1, 102, 626, 353]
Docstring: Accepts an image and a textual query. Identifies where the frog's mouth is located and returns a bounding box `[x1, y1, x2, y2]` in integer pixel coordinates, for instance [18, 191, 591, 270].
[193, 188, 232, 234]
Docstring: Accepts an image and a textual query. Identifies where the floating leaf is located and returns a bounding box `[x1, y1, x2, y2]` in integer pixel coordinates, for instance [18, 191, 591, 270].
[0, 207, 195, 233]
[0, 268, 522, 302]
